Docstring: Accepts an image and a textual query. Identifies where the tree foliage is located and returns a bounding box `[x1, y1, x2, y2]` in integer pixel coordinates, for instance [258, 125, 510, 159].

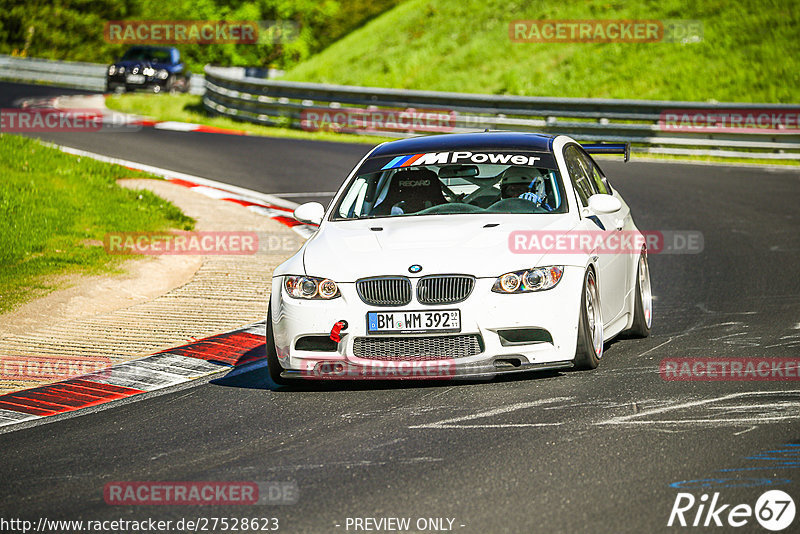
[0, 0, 400, 72]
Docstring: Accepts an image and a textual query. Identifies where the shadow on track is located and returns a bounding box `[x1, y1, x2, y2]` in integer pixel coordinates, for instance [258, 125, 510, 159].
[210, 356, 566, 393]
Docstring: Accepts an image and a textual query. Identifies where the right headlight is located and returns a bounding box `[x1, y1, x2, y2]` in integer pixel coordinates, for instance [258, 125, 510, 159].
[284, 276, 340, 300]
[492, 266, 564, 293]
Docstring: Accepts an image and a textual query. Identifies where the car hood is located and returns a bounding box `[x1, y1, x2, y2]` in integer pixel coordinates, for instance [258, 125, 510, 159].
[301, 214, 580, 281]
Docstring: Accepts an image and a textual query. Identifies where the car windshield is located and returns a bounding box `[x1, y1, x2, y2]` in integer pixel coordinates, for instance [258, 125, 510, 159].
[121, 47, 172, 63]
[332, 151, 567, 220]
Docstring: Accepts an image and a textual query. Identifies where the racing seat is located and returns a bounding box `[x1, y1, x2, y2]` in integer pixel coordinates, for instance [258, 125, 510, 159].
[372, 169, 447, 215]
[540, 176, 557, 209]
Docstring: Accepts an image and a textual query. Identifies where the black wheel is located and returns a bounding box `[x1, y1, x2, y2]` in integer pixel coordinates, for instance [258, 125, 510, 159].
[625, 250, 652, 338]
[266, 305, 289, 385]
[573, 268, 603, 370]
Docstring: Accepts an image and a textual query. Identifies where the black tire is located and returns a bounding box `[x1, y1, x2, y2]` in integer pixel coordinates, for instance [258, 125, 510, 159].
[265, 306, 289, 385]
[573, 268, 603, 370]
[625, 250, 652, 338]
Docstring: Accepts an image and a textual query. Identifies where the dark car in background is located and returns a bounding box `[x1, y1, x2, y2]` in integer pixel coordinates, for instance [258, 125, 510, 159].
[106, 46, 190, 93]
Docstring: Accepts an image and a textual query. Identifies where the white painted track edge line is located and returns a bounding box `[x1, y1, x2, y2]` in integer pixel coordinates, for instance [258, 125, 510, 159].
[409, 397, 573, 429]
[598, 390, 800, 424]
[44, 142, 300, 210]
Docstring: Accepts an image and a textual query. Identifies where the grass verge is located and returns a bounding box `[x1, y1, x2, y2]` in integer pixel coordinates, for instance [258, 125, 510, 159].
[0, 134, 194, 314]
[625, 152, 800, 167]
[283, 0, 799, 103]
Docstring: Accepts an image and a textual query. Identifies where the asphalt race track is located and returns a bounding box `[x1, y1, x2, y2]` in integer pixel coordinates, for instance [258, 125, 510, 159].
[2, 82, 800, 533]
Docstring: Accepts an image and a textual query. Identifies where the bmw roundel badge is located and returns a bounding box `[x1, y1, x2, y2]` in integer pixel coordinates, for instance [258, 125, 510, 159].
[408, 264, 422, 274]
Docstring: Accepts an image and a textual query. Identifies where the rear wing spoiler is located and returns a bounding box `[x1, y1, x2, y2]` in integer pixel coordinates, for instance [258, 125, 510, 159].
[581, 143, 630, 163]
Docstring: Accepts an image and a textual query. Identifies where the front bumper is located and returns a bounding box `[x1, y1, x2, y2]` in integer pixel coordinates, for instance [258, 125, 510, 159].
[106, 74, 170, 91]
[270, 266, 585, 380]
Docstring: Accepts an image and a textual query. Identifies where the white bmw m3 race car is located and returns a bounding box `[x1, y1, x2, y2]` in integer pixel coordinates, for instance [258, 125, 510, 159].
[267, 132, 652, 382]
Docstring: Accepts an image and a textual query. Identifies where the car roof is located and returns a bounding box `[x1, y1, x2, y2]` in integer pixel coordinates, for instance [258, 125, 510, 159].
[369, 132, 556, 158]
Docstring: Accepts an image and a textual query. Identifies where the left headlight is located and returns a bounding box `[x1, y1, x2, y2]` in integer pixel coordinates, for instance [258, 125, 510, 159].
[156, 69, 169, 79]
[284, 276, 341, 300]
[108, 65, 116, 75]
[492, 266, 564, 293]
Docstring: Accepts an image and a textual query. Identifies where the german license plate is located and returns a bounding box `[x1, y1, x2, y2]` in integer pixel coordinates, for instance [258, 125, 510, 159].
[126, 74, 146, 84]
[367, 309, 460, 334]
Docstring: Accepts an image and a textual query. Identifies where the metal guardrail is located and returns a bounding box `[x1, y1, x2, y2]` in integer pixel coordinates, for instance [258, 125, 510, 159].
[0, 56, 795, 161]
[0, 55, 206, 95]
[203, 65, 800, 161]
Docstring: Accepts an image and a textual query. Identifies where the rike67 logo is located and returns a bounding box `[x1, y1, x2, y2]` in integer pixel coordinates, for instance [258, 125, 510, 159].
[668, 490, 795, 530]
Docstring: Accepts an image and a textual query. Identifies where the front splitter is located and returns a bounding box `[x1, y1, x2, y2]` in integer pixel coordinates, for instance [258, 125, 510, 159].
[280, 360, 574, 380]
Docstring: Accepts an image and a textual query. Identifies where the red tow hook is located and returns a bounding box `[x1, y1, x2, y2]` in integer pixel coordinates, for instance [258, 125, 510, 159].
[330, 320, 348, 343]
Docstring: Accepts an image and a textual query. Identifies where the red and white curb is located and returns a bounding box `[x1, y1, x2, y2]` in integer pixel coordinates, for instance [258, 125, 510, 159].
[16, 94, 251, 135]
[16, 96, 60, 109]
[0, 142, 316, 430]
[1, 106, 320, 430]
[165, 177, 315, 237]
[19, 97, 320, 238]
[50, 143, 318, 238]
[151, 120, 249, 135]
[0, 322, 267, 429]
